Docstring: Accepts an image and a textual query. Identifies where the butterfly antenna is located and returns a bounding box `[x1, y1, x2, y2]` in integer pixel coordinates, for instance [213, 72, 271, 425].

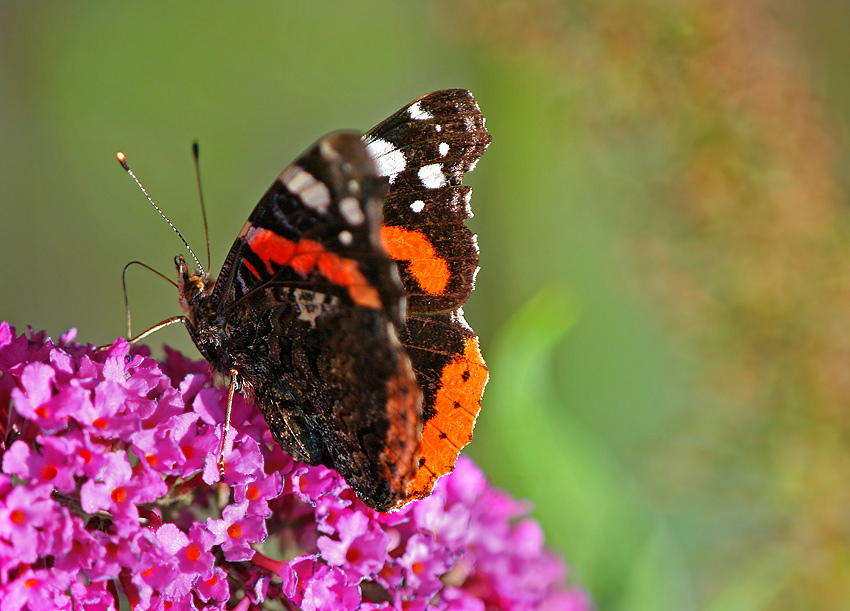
[192, 141, 212, 271]
[115, 152, 206, 275]
[121, 260, 178, 338]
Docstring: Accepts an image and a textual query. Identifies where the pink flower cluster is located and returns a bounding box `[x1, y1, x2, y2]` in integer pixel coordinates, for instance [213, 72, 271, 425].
[0, 322, 591, 610]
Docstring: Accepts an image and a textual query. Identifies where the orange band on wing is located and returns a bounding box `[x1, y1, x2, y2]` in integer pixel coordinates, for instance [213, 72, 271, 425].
[242, 258, 260, 279]
[250, 227, 297, 274]
[247, 228, 381, 309]
[407, 336, 488, 498]
[381, 226, 450, 295]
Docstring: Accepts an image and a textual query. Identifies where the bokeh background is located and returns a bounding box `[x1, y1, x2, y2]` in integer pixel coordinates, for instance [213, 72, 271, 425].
[3, 1, 849, 608]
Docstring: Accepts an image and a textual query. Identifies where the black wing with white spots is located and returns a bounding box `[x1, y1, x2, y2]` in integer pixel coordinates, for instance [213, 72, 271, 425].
[364, 89, 491, 313]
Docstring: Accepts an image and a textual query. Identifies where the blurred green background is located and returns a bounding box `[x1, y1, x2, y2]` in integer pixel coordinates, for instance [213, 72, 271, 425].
[3, 1, 850, 608]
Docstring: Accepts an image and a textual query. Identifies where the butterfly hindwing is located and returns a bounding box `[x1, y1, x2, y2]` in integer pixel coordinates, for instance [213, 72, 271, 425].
[224, 283, 421, 511]
[399, 310, 487, 501]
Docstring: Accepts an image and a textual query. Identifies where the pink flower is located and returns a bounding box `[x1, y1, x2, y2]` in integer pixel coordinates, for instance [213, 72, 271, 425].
[318, 511, 390, 582]
[207, 501, 267, 561]
[0, 483, 56, 565]
[0, 322, 591, 610]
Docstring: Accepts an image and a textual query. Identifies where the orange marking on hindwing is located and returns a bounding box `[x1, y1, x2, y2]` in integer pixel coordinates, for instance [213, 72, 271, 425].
[247, 228, 381, 308]
[407, 336, 488, 499]
[381, 226, 450, 295]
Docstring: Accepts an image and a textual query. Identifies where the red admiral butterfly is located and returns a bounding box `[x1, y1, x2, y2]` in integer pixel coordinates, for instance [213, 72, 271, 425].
[124, 90, 490, 512]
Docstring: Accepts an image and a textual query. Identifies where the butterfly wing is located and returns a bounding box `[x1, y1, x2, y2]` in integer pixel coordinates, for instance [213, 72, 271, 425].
[365, 89, 491, 313]
[210, 132, 421, 511]
[211, 132, 404, 328]
[193, 91, 490, 511]
[225, 283, 420, 511]
[365, 90, 491, 501]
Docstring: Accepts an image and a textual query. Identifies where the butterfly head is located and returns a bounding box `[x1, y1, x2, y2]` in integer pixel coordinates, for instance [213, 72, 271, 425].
[175, 254, 213, 313]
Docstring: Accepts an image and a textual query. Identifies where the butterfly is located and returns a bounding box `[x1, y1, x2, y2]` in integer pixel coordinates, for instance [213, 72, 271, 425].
[126, 90, 490, 512]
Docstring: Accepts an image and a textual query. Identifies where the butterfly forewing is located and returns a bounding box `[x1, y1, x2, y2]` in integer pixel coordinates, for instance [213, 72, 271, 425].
[212, 132, 403, 328]
[365, 90, 490, 314]
[364, 89, 491, 193]
[184, 132, 422, 511]
[363, 90, 491, 502]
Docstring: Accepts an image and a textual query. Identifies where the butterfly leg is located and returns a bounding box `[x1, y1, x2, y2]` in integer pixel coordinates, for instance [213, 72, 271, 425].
[218, 369, 240, 477]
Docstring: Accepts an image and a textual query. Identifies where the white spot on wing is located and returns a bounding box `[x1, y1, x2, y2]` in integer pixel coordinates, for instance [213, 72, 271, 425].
[282, 166, 331, 213]
[339, 230, 353, 245]
[300, 182, 332, 212]
[462, 188, 473, 216]
[418, 163, 447, 189]
[364, 136, 407, 184]
[284, 166, 315, 191]
[408, 101, 433, 120]
[435, 124, 442, 132]
[339, 196, 366, 225]
[410, 200, 425, 213]
[451, 307, 475, 332]
[438, 142, 449, 157]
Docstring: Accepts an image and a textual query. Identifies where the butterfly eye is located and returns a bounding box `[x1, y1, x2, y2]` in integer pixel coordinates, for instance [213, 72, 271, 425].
[189, 279, 208, 305]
